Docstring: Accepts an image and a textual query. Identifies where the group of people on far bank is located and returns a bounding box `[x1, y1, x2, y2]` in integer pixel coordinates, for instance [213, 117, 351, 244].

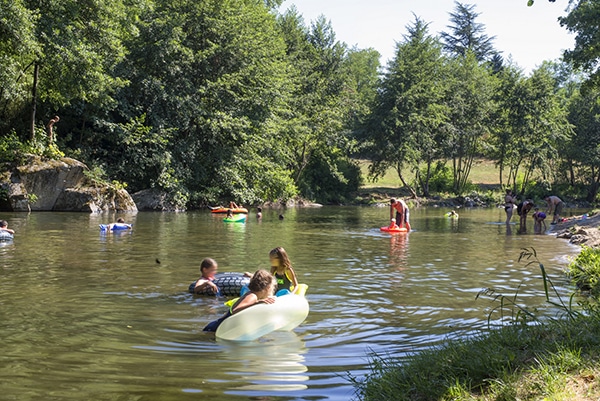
[504, 189, 564, 234]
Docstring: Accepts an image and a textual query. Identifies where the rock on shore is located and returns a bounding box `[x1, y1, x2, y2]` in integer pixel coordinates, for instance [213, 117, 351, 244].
[0, 155, 137, 213]
[549, 212, 600, 248]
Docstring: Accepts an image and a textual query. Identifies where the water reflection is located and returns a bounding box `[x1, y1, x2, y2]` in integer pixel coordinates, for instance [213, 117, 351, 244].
[220, 331, 309, 392]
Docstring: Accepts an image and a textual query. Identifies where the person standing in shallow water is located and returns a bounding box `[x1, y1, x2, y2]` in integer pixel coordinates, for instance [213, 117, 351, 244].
[390, 198, 411, 231]
[504, 189, 517, 225]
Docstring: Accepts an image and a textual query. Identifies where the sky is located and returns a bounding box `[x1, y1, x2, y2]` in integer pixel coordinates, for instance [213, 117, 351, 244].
[279, 0, 575, 73]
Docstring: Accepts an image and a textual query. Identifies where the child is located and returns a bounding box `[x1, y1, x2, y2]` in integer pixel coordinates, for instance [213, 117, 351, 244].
[189, 258, 220, 295]
[107, 218, 132, 231]
[226, 210, 234, 219]
[269, 246, 299, 294]
[203, 269, 276, 332]
[0, 220, 14, 234]
[256, 207, 262, 219]
[388, 218, 399, 229]
[532, 208, 547, 234]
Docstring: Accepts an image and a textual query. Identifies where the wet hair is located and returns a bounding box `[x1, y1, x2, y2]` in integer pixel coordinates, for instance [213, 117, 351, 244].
[390, 198, 396, 203]
[269, 246, 292, 270]
[248, 269, 275, 294]
[0, 220, 7, 228]
[116, 218, 125, 223]
[200, 258, 217, 273]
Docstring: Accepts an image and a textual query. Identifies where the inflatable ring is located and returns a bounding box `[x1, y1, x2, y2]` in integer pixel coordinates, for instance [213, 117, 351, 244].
[189, 272, 250, 296]
[223, 215, 246, 223]
[216, 285, 309, 341]
[100, 223, 132, 231]
[380, 226, 408, 233]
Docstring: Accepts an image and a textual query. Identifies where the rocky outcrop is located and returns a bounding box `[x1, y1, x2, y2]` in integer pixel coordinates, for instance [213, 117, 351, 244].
[132, 188, 184, 211]
[0, 155, 137, 212]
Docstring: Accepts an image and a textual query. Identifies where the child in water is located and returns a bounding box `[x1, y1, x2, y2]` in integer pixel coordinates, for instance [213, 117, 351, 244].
[203, 269, 276, 332]
[532, 208, 547, 234]
[269, 246, 299, 294]
[0, 220, 14, 234]
[189, 258, 220, 295]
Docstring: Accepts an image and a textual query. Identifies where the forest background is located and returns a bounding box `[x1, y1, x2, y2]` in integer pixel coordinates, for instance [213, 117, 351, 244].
[1, 0, 599, 210]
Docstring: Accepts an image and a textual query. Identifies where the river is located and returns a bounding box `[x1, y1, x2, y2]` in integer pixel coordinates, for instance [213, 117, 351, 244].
[0, 206, 580, 400]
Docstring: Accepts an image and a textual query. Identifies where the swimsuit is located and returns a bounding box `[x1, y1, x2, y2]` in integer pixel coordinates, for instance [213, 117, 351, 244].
[275, 271, 293, 292]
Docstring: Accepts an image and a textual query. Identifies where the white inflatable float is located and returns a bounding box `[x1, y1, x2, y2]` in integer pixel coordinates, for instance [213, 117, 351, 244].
[216, 285, 309, 341]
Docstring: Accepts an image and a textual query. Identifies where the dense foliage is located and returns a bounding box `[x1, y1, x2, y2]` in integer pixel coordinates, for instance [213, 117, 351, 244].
[1, 0, 600, 207]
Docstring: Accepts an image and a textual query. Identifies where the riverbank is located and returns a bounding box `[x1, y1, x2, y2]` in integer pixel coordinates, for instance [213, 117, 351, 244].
[352, 207, 600, 400]
[548, 210, 600, 248]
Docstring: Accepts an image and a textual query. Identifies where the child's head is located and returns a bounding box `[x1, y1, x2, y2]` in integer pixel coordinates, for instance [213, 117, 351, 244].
[269, 246, 291, 269]
[248, 269, 276, 296]
[0, 220, 7, 228]
[117, 218, 125, 223]
[257, 207, 262, 212]
[200, 258, 218, 277]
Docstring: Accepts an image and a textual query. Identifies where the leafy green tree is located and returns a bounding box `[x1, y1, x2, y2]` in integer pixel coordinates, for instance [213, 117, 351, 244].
[0, 0, 38, 134]
[487, 62, 525, 188]
[277, 11, 366, 202]
[363, 16, 450, 197]
[445, 52, 498, 194]
[109, 0, 296, 205]
[22, 0, 133, 140]
[440, 2, 498, 62]
[559, 0, 600, 89]
[565, 87, 600, 201]
[491, 64, 571, 194]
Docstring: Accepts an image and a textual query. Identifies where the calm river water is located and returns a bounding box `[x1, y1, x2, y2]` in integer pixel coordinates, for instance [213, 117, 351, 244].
[0, 206, 581, 400]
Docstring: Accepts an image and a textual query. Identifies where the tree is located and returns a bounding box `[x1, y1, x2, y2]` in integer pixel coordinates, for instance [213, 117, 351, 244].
[559, 0, 600, 89]
[565, 87, 600, 201]
[491, 64, 571, 194]
[0, 0, 38, 134]
[445, 52, 498, 194]
[440, 2, 498, 63]
[363, 16, 450, 197]
[22, 0, 133, 140]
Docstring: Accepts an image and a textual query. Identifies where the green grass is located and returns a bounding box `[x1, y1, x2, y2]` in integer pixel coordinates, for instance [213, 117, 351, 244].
[359, 158, 501, 189]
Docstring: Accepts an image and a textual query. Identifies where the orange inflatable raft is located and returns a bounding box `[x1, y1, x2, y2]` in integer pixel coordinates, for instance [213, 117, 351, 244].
[210, 207, 248, 214]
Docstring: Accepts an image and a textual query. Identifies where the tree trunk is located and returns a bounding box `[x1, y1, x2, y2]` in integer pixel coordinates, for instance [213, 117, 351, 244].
[30, 63, 40, 141]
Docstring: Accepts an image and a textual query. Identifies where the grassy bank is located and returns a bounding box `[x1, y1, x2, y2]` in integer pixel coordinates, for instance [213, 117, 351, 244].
[351, 249, 600, 401]
[356, 159, 502, 206]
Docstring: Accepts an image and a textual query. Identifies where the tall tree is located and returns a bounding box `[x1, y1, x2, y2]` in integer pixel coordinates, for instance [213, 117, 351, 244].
[363, 16, 450, 197]
[0, 0, 38, 134]
[440, 2, 498, 63]
[22, 0, 133, 140]
[445, 51, 498, 194]
[559, 0, 600, 89]
[565, 87, 600, 201]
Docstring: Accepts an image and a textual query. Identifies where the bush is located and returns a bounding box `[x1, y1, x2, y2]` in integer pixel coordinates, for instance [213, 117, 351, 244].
[567, 246, 600, 297]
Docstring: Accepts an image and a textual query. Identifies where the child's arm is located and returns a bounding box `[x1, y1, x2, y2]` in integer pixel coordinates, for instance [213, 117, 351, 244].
[287, 266, 299, 292]
[193, 279, 219, 294]
[232, 293, 259, 313]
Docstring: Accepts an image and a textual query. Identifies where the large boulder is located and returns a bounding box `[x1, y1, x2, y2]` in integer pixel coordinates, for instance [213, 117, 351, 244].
[0, 156, 137, 212]
[131, 188, 185, 211]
